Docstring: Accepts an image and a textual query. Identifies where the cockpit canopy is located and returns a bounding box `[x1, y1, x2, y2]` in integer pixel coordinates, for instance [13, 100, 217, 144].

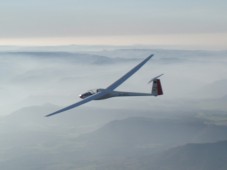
[79, 88, 104, 99]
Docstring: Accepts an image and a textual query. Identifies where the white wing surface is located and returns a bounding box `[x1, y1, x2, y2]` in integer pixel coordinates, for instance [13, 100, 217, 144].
[106, 55, 153, 91]
[45, 91, 106, 117]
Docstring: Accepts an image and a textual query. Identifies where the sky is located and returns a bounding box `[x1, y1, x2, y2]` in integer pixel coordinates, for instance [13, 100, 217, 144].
[0, 0, 227, 49]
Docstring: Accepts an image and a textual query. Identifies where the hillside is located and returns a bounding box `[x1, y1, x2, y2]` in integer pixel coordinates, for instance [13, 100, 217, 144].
[73, 117, 227, 157]
[1, 109, 227, 169]
[120, 140, 227, 170]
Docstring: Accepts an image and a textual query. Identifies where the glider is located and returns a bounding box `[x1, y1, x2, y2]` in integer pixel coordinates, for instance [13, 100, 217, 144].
[46, 54, 163, 117]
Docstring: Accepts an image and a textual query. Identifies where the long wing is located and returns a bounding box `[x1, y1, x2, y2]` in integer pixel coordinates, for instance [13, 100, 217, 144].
[106, 54, 153, 91]
[46, 55, 153, 117]
[45, 91, 105, 117]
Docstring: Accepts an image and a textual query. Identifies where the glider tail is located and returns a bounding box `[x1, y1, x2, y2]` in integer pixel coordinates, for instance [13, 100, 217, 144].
[148, 74, 163, 96]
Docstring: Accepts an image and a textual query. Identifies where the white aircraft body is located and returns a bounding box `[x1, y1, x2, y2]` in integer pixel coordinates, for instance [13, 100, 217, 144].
[46, 55, 163, 117]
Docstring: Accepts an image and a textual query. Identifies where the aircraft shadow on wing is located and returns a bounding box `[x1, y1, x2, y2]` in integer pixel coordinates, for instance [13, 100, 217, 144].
[46, 54, 163, 117]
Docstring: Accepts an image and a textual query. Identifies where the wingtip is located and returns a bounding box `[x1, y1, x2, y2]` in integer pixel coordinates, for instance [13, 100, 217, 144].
[45, 114, 52, 117]
[145, 54, 154, 62]
[45, 112, 58, 117]
[149, 54, 154, 58]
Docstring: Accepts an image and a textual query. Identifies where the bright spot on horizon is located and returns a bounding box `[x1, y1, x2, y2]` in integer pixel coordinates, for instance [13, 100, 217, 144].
[0, 34, 226, 50]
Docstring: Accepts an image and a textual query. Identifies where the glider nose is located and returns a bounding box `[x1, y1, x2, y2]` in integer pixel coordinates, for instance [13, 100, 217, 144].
[79, 92, 93, 99]
[79, 94, 84, 99]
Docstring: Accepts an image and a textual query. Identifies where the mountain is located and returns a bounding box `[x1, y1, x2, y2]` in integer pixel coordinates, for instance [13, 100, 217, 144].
[120, 140, 227, 170]
[0, 51, 139, 65]
[67, 117, 227, 169]
[1, 108, 227, 169]
[73, 116, 227, 157]
[0, 51, 113, 64]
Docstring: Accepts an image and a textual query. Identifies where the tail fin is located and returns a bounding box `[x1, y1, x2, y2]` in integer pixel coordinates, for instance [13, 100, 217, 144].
[151, 79, 163, 96]
[148, 74, 163, 96]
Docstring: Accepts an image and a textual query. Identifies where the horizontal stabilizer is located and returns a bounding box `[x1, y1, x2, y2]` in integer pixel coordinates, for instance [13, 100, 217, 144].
[148, 74, 164, 84]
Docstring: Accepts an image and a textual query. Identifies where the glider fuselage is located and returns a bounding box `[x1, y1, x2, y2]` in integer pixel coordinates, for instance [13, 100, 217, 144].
[79, 88, 153, 100]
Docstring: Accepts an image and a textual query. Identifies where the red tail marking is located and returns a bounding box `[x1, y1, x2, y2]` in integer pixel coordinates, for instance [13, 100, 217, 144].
[157, 79, 163, 95]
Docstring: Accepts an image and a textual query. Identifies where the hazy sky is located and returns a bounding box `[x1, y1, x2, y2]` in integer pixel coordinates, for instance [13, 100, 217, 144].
[0, 0, 227, 48]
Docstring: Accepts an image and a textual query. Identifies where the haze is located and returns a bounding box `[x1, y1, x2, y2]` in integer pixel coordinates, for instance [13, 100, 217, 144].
[1, 0, 227, 169]
[0, 47, 227, 170]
